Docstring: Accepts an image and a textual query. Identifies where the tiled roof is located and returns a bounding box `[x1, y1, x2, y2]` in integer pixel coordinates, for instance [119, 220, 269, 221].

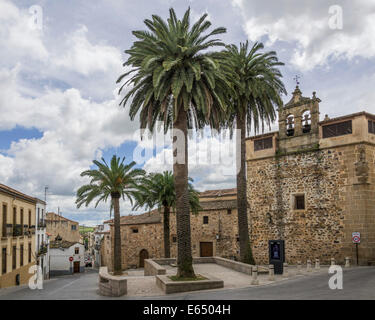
[0, 183, 38, 204]
[105, 209, 161, 225]
[199, 199, 237, 211]
[198, 188, 237, 198]
[46, 212, 79, 224]
[104, 188, 238, 225]
[50, 240, 80, 249]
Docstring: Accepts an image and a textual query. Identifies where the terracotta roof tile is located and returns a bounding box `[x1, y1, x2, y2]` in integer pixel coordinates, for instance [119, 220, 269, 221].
[0, 183, 39, 203]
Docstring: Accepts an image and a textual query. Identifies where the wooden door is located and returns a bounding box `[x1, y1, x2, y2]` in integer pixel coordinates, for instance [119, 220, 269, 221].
[200, 242, 213, 257]
[73, 261, 80, 273]
[139, 249, 149, 267]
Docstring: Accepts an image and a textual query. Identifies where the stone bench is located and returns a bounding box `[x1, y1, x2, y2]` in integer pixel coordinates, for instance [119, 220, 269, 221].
[98, 267, 127, 297]
[156, 273, 224, 294]
[144, 259, 167, 276]
[214, 257, 254, 275]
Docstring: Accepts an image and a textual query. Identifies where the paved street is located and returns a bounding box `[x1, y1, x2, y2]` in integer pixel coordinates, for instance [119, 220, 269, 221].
[0, 267, 374, 300]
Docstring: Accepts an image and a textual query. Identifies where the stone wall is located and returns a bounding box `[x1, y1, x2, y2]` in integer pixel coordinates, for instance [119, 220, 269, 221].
[247, 143, 375, 265]
[109, 207, 241, 270]
[46, 213, 80, 243]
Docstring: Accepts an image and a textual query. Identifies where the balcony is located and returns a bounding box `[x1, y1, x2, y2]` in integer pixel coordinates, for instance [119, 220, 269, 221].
[37, 243, 48, 256]
[29, 225, 36, 235]
[13, 224, 23, 237]
[37, 220, 46, 229]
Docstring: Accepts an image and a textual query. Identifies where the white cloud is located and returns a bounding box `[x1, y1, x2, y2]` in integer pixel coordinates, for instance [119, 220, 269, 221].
[232, 0, 375, 70]
[143, 131, 237, 191]
[0, 0, 48, 62]
[54, 25, 123, 76]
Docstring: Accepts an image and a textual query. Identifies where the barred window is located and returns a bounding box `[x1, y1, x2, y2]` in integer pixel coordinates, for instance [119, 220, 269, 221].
[368, 120, 375, 134]
[322, 120, 352, 138]
[294, 195, 305, 210]
[254, 137, 273, 151]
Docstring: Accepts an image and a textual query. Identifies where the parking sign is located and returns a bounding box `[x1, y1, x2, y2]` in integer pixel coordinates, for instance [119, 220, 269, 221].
[352, 232, 360, 243]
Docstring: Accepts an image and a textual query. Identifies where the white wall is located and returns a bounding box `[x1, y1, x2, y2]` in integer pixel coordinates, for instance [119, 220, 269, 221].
[50, 243, 85, 274]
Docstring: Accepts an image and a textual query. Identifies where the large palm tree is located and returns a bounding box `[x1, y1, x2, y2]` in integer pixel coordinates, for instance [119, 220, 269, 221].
[117, 8, 232, 277]
[133, 171, 201, 258]
[222, 41, 286, 264]
[76, 155, 145, 275]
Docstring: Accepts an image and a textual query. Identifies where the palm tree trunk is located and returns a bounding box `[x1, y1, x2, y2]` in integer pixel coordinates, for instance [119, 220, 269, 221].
[112, 193, 122, 275]
[163, 205, 171, 258]
[173, 108, 195, 278]
[236, 113, 255, 264]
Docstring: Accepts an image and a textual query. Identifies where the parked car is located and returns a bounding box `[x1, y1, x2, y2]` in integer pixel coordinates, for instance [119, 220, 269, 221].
[85, 256, 92, 267]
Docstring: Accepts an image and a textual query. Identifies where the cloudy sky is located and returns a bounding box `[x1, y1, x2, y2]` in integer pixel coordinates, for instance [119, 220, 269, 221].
[1, 0, 374, 226]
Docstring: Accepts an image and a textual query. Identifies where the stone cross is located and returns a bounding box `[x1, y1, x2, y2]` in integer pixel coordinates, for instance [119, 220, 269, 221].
[293, 75, 301, 86]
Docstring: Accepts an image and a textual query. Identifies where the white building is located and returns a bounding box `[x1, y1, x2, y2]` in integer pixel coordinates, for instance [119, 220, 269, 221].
[35, 199, 50, 279]
[93, 223, 110, 268]
[49, 240, 85, 276]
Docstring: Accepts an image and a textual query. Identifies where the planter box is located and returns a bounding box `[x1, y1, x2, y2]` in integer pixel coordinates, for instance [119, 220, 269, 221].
[98, 267, 127, 297]
[156, 273, 223, 294]
[144, 259, 167, 276]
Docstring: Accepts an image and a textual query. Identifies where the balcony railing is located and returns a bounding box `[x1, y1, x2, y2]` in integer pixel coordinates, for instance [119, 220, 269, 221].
[29, 225, 36, 235]
[37, 243, 48, 256]
[37, 220, 46, 229]
[13, 224, 23, 237]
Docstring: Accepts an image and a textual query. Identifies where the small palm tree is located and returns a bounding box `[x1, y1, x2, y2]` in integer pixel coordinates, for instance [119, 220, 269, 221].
[133, 171, 201, 258]
[76, 155, 145, 275]
[222, 41, 286, 264]
[117, 7, 232, 278]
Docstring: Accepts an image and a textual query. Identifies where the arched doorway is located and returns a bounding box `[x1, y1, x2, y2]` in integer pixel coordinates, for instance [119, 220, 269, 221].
[139, 249, 149, 267]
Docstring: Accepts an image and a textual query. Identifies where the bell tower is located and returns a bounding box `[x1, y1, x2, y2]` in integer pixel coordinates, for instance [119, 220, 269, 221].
[278, 86, 321, 153]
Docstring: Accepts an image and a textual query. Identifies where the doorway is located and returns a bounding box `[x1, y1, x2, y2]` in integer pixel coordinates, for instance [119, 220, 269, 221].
[200, 242, 213, 257]
[139, 249, 149, 267]
[73, 261, 80, 273]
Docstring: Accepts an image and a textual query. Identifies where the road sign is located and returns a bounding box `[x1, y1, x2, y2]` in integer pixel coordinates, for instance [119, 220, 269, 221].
[352, 232, 360, 243]
[69, 256, 73, 262]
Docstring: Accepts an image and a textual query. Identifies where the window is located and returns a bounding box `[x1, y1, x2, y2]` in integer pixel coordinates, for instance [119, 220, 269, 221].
[20, 209, 24, 235]
[203, 216, 209, 224]
[75, 247, 79, 254]
[28, 210, 31, 226]
[12, 246, 16, 269]
[71, 225, 77, 230]
[369, 120, 375, 134]
[2, 204, 7, 237]
[172, 236, 177, 243]
[294, 194, 305, 210]
[132, 228, 138, 233]
[13, 207, 16, 227]
[254, 137, 273, 151]
[322, 120, 352, 138]
[20, 245, 24, 266]
[2, 248, 6, 274]
[28, 243, 31, 263]
[227, 209, 232, 215]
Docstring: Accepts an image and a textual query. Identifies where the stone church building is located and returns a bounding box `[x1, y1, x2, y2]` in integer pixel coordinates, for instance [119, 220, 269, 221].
[103, 86, 375, 269]
[247, 86, 375, 266]
[104, 189, 240, 270]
